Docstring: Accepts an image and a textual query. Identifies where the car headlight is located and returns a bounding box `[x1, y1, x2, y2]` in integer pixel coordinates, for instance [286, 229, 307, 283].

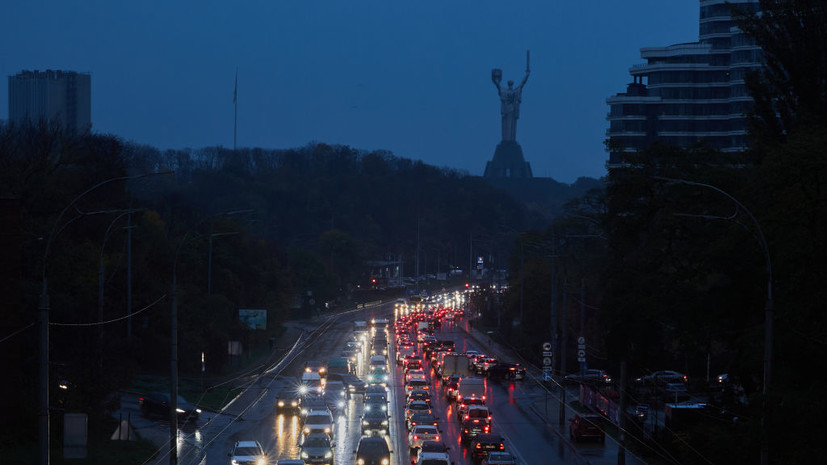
[195, 408, 202, 414]
[381, 420, 388, 425]
[363, 420, 370, 426]
[176, 408, 185, 414]
[301, 451, 309, 459]
[325, 451, 333, 458]
[291, 401, 298, 407]
[278, 401, 285, 407]
[382, 459, 389, 465]
[232, 460, 239, 465]
[357, 459, 365, 465]
[324, 427, 331, 433]
[304, 427, 310, 434]
[257, 458, 266, 465]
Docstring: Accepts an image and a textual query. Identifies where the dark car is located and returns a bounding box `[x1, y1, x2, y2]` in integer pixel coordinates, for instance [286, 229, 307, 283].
[300, 394, 329, 417]
[469, 433, 505, 463]
[276, 389, 301, 415]
[331, 373, 366, 397]
[419, 440, 449, 454]
[461, 417, 491, 443]
[139, 392, 201, 423]
[444, 376, 460, 401]
[355, 436, 391, 465]
[299, 432, 334, 465]
[487, 362, 526, 381]
[361, 408, 390, 435]
[569, 413, 605, 442]
[408, 412, 439, 431]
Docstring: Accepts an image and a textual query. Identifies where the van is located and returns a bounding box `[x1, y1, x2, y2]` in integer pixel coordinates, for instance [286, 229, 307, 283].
[456, 377, 485, 404]
[301, 372, 323, 395]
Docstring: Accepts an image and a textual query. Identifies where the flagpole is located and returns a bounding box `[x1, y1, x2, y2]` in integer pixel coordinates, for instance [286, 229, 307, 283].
[233, 68, 238, 151]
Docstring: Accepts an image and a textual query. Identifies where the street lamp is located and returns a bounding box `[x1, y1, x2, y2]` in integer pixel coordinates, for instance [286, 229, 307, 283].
[39, 171, 171, 465]
[654, 176, 773, 465]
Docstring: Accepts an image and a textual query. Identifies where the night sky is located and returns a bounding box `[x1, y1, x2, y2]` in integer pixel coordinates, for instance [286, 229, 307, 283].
[2, 1, 700, 183]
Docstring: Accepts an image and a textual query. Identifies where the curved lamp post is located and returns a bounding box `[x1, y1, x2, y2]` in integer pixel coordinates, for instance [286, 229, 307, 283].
[39, 171, 171, 465]
[654, 176, 772, 465]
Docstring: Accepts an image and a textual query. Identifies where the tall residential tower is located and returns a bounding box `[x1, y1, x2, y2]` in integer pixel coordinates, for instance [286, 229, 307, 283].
[8, 70, 91, 132]
[606, 0, 762, 165]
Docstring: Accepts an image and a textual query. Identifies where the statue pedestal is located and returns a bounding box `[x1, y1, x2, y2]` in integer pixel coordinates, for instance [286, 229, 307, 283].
[483, 140, 533, 178]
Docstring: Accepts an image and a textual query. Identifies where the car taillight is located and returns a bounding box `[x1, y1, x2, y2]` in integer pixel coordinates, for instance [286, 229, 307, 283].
[435, 435, 439, 441]
[484, 426, 490, 432]
[482, 395, 486, 401]
[464, 429, 468, 433]
[499, 443, 505, 449]
[413, 435, 418, 440]
[476, 444, 481, 449]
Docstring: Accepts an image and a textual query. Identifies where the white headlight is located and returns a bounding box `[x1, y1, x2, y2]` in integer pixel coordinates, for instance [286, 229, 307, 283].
[363, 420, 370, 426]
[301, 451, 309, 459]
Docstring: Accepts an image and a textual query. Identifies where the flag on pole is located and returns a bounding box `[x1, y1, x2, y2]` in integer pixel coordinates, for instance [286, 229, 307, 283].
[233, 69, 238, 104]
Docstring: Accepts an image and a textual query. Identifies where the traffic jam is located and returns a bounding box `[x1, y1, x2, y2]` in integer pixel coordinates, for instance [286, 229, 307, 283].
[282, 293, 526, 465]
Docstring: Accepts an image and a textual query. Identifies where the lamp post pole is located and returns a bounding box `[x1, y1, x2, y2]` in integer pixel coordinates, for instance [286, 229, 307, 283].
[654, 176, 772, 465]
[39, 172, 170, 465]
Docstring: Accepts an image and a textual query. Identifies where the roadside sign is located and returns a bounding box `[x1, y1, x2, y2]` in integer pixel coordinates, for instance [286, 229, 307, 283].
[577, 349, 586, 358]
[543, 357, 552, 366]
[542, 351, 553, 358]
[577, 336, 585, 345]
[577, 357, 586, 362]
[542, 342, 552, 352]
[542, 372, 552, 382]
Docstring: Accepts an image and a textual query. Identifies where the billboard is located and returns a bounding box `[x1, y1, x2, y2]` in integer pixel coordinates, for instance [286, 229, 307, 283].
[238, 308, 267, 330]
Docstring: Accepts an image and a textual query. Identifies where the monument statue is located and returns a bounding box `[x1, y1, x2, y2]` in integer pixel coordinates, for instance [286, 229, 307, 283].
[492, 50, 530, 142]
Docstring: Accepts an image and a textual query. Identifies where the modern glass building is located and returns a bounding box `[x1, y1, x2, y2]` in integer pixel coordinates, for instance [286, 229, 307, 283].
[8, 70, 91, 132]
[606, 0, 762, 166]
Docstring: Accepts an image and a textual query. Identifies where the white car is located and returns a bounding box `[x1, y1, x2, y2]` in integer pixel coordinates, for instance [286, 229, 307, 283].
[408, 425, 441, 452]
[229, 440, 267, 465]
[303, 410, 334, 439]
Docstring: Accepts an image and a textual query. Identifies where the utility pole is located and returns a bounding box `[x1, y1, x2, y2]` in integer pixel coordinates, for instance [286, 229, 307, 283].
[580, 279, 585, 376]
[559, 278, 568, 426]
[519, 241, 524, 325]
[550, 235, 558, 389]
[618, 360, 628, 465]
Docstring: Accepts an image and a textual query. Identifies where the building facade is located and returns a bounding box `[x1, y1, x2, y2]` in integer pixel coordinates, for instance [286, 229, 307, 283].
[8, 70, 91, 132]
[606, 0, 762, 166]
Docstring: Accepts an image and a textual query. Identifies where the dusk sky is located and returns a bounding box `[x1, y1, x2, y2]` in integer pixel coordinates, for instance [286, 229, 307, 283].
[2, 1, 700, 184]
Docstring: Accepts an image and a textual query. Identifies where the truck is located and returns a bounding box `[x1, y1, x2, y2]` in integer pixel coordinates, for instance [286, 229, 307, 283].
[440, 353, 470, 381]
[417, 321, 430, 332]
[328, 357, 350, 375]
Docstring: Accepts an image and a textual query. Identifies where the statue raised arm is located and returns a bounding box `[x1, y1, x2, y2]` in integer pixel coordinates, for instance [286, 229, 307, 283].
[492, 50, 530, 142]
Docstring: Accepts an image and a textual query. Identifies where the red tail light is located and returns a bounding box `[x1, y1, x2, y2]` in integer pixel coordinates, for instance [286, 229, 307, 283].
[484, 426, 490, 432]
[499, 444, 505, 449]
[413, 435, 418, 440]
[476, 444, 481, 449]
[482, 395, 486, 401]
[435, 435, 440, 441]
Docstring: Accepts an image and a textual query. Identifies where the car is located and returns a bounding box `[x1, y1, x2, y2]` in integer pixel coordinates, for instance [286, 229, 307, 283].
[361, 408, 390, 435]
[481, 451, 518, 465]
[299, 432, 334, 465]
[444, 376, 460, 401]
[564, 369, 613, 384]
[418, 440, 449, 455]
[408, 425, 441, 452]
[406, 368, 427, 383]
[456, 397, 485, 421]
[407, 389, 431, 404]
[414, 451, 450, 465]
[304, 360, 327, 378]
[276, 389, 301, 415]
[473, 356, 498, 374]
[405, 400, 432, 425]
[404, 359, 424, 372]
[405, 379, 429, 397]
[461, 417, 491, 442]
[139, 392, 201, 423]
[469, 433, 505, 463]
[328, 373, 366, 397]
[487, 362, 526, 381]
[303, 409, 334, 439]
[569, 413, 605, 442]
[355, 436, 391, 465]
[324, 381, 348, 412]
[635, 370, 687, 385]
[368, 366, 390, 386]
[300, 395, 329, 417]
[463, 405, 492, 423]
[407, 412, 439, 431]
[228, 440, 267, 465]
